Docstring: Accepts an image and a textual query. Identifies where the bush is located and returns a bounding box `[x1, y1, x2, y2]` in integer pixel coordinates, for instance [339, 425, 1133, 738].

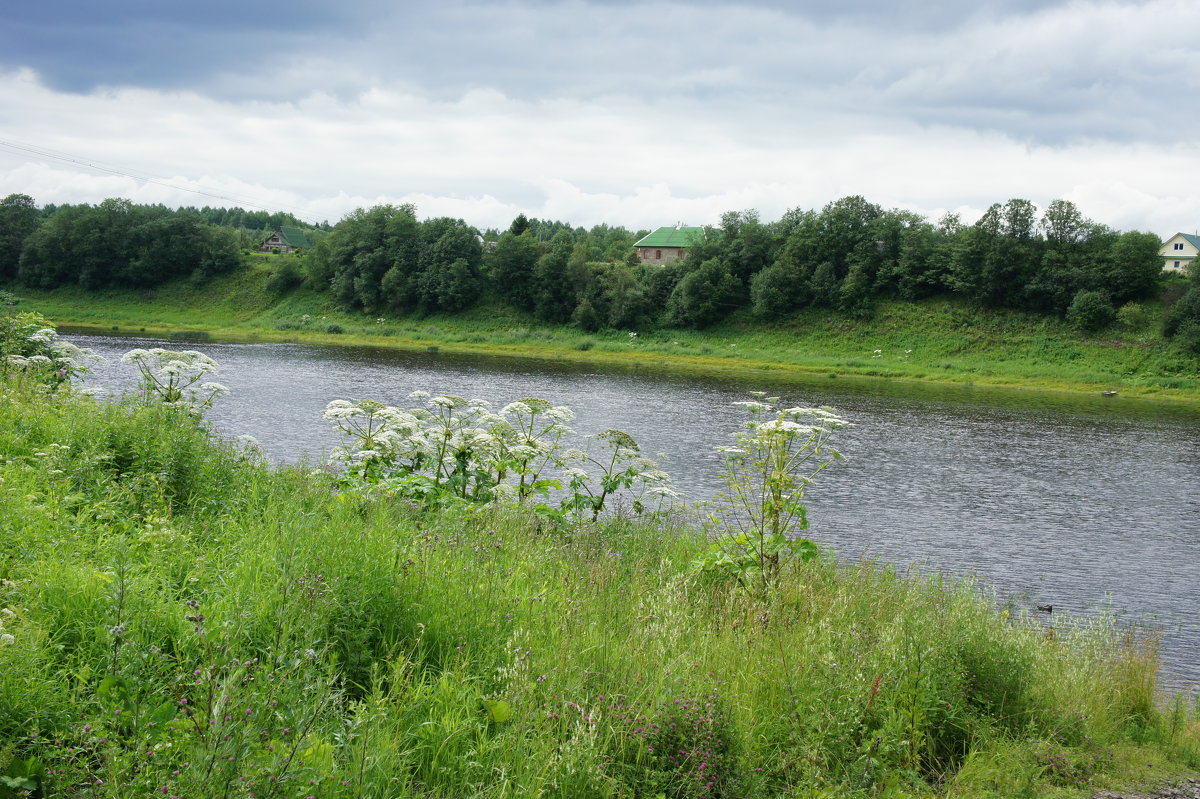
[325, 323, 344, 334]
[1066, 290, 1115, 332]
[571, 297, 602, 332]
[265, 255, 304, 293]
[1115, 301, 1152, 332]
[1164, 286, 1200, 351]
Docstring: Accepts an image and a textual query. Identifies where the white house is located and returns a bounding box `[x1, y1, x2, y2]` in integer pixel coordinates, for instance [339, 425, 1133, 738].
[1159, 233, 1200, 273]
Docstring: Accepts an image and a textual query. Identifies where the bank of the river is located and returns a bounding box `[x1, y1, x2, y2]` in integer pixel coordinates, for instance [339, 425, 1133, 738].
[2, 370, 1199, 798]
[8, 260, 1200, 404]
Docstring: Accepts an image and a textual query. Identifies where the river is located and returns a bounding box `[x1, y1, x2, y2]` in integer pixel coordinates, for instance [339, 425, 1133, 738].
[71, 333, 1200, 689]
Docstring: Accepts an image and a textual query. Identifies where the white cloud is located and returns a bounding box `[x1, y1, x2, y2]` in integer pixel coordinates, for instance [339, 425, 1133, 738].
[2, 66, 1199, 235]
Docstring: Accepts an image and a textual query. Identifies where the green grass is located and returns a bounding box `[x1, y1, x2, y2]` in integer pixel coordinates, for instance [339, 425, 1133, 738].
[0, 377, 1198, 797]
[7, 265, 1200, 404]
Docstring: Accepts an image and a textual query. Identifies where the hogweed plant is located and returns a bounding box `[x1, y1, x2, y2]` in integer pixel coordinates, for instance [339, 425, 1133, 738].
[121, 348, 228, 415]
[560, 430, 676, 521]
[696, 393, 848, 595]
[324, 391, 676, 519]
[1, 312, 101, 389]
[492, 397, 575, 501]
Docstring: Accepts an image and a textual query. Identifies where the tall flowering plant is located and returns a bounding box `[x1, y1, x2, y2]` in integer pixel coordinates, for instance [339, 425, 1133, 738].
[699, 393, 848, 595]
[560, 430, 676, 521]
[1, 312, 101, 389]
[121, 348, 228, 415]
[324, 391, 677, 517]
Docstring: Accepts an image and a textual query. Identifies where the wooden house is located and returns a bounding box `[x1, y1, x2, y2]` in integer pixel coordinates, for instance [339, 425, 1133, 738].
[259, 226, 311, 254]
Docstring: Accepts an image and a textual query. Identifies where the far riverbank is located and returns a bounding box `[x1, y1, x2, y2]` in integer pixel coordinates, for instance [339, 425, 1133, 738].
[8, 262, 1200, 405]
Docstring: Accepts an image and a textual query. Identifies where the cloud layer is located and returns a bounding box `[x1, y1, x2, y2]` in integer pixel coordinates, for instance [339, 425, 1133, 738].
[1, 1, 1199, 232]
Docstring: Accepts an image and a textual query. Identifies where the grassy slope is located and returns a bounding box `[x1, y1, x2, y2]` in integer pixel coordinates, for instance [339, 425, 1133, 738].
[1, 380, 1198, 798]
[10, 259, 1200, 403]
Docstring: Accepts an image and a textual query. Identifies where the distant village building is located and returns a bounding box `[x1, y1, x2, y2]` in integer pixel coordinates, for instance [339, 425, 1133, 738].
[259, 226, 311, 254]
[1159, 233, 1200, 273]
[634, 225, 705, 265]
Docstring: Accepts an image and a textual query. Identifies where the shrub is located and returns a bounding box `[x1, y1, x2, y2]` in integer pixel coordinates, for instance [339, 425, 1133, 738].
[1115, 301, 1152, 332]
[1164, 286, 1200, 353]
[265, 255, 304, 293]
[1066, 290, 1115, 332]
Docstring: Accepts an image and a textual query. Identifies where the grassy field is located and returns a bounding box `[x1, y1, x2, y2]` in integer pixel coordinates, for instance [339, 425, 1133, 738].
[1, 373, 1198, 797]
[7, 260, 1200, 403]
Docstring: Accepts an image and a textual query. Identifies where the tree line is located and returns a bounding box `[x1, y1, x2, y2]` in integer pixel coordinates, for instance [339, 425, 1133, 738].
[302, 197, 1174, 332]
[0, 195, 324, 289]
[2, 192, 1196, 349]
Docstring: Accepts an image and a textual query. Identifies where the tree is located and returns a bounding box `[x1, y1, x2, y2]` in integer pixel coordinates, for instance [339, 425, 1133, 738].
[601, 267, 652, 329]
[507, 213, 530, 236]
[532, 231, 577, 322]
[324, 205, 420, 311]
[666, 259, 741, 328]
[1101, 231, 1162, 305]
[418, 217, 484, 311]
[813, 195, 883, 280]
[750, 261, 807, 318]
[0, 194, 40, 281]
[486, 231, 541, 311]
[719, 209, 775, 285]
[1040, 199, 1088, 247]
[952, 200, 1044, 308]
[423, 258, 480, 312]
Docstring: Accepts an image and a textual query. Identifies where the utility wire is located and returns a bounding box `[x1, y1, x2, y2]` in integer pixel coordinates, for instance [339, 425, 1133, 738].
[0, 137, 326, 226]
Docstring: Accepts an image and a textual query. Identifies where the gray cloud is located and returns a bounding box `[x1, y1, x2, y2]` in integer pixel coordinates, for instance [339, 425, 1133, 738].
[3, 0, 1200, 236]
[6, 0, 1186, 148]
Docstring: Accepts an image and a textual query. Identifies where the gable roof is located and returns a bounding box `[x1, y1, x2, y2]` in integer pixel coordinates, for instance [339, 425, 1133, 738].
[275, 226, 311, 249]
[634, 226, 705, 248]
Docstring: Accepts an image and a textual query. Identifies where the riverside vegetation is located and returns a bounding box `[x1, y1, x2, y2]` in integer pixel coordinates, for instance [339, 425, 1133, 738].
[2, 193, 1200, 400]
[2, 315, 1200, 798]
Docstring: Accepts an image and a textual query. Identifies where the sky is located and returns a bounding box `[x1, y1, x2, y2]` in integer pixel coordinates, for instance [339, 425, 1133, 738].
[1, 0, 1198, 233]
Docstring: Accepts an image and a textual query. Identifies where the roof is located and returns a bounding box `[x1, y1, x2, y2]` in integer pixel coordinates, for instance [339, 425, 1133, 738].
[634, 226, 705, 248]
[274, 226, 311, 249]
[1179, 233, 1200, 250]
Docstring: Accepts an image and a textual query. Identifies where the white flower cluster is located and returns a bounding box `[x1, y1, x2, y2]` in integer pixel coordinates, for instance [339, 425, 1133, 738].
[324, 391, 677, 515]
[0, 606, 16, 647]
[121, 348, 228, 413]
[714, 393, 849, 536]
[2, 321, 102, 384]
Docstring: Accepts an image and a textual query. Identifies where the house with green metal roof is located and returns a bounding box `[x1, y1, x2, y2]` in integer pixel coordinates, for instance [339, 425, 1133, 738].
[259, 226, 311, 254]
[634, 225, 705, 265]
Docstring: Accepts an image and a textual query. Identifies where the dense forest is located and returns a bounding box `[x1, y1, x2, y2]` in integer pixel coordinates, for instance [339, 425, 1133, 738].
[0, 194, 319, 289]
[2, 192, 1198, 350]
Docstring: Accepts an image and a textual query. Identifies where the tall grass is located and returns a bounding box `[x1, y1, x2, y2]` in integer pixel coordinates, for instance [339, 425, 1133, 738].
[1, 379, 1197, 797]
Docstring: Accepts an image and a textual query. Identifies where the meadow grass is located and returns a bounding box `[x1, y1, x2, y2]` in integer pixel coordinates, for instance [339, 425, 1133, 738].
[1, 376, 1198, 797]
[8, 267, 1200, 404]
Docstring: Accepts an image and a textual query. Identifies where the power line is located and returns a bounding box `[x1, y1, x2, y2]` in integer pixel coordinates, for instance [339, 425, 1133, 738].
[0, 137, 326, 226]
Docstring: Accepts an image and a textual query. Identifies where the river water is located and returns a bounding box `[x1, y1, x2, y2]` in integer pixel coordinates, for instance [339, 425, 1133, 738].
[71, 334, 1200, 689]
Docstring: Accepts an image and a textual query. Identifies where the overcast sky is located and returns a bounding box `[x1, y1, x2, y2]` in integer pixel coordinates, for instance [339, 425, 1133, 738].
[1, 0, 1198, 233]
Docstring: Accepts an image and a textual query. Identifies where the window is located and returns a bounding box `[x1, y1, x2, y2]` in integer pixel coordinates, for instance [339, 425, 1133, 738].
[1174, 242, 1185, 250]
[656, 249, 662, 259]
[1176, 261, 1182, 268]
